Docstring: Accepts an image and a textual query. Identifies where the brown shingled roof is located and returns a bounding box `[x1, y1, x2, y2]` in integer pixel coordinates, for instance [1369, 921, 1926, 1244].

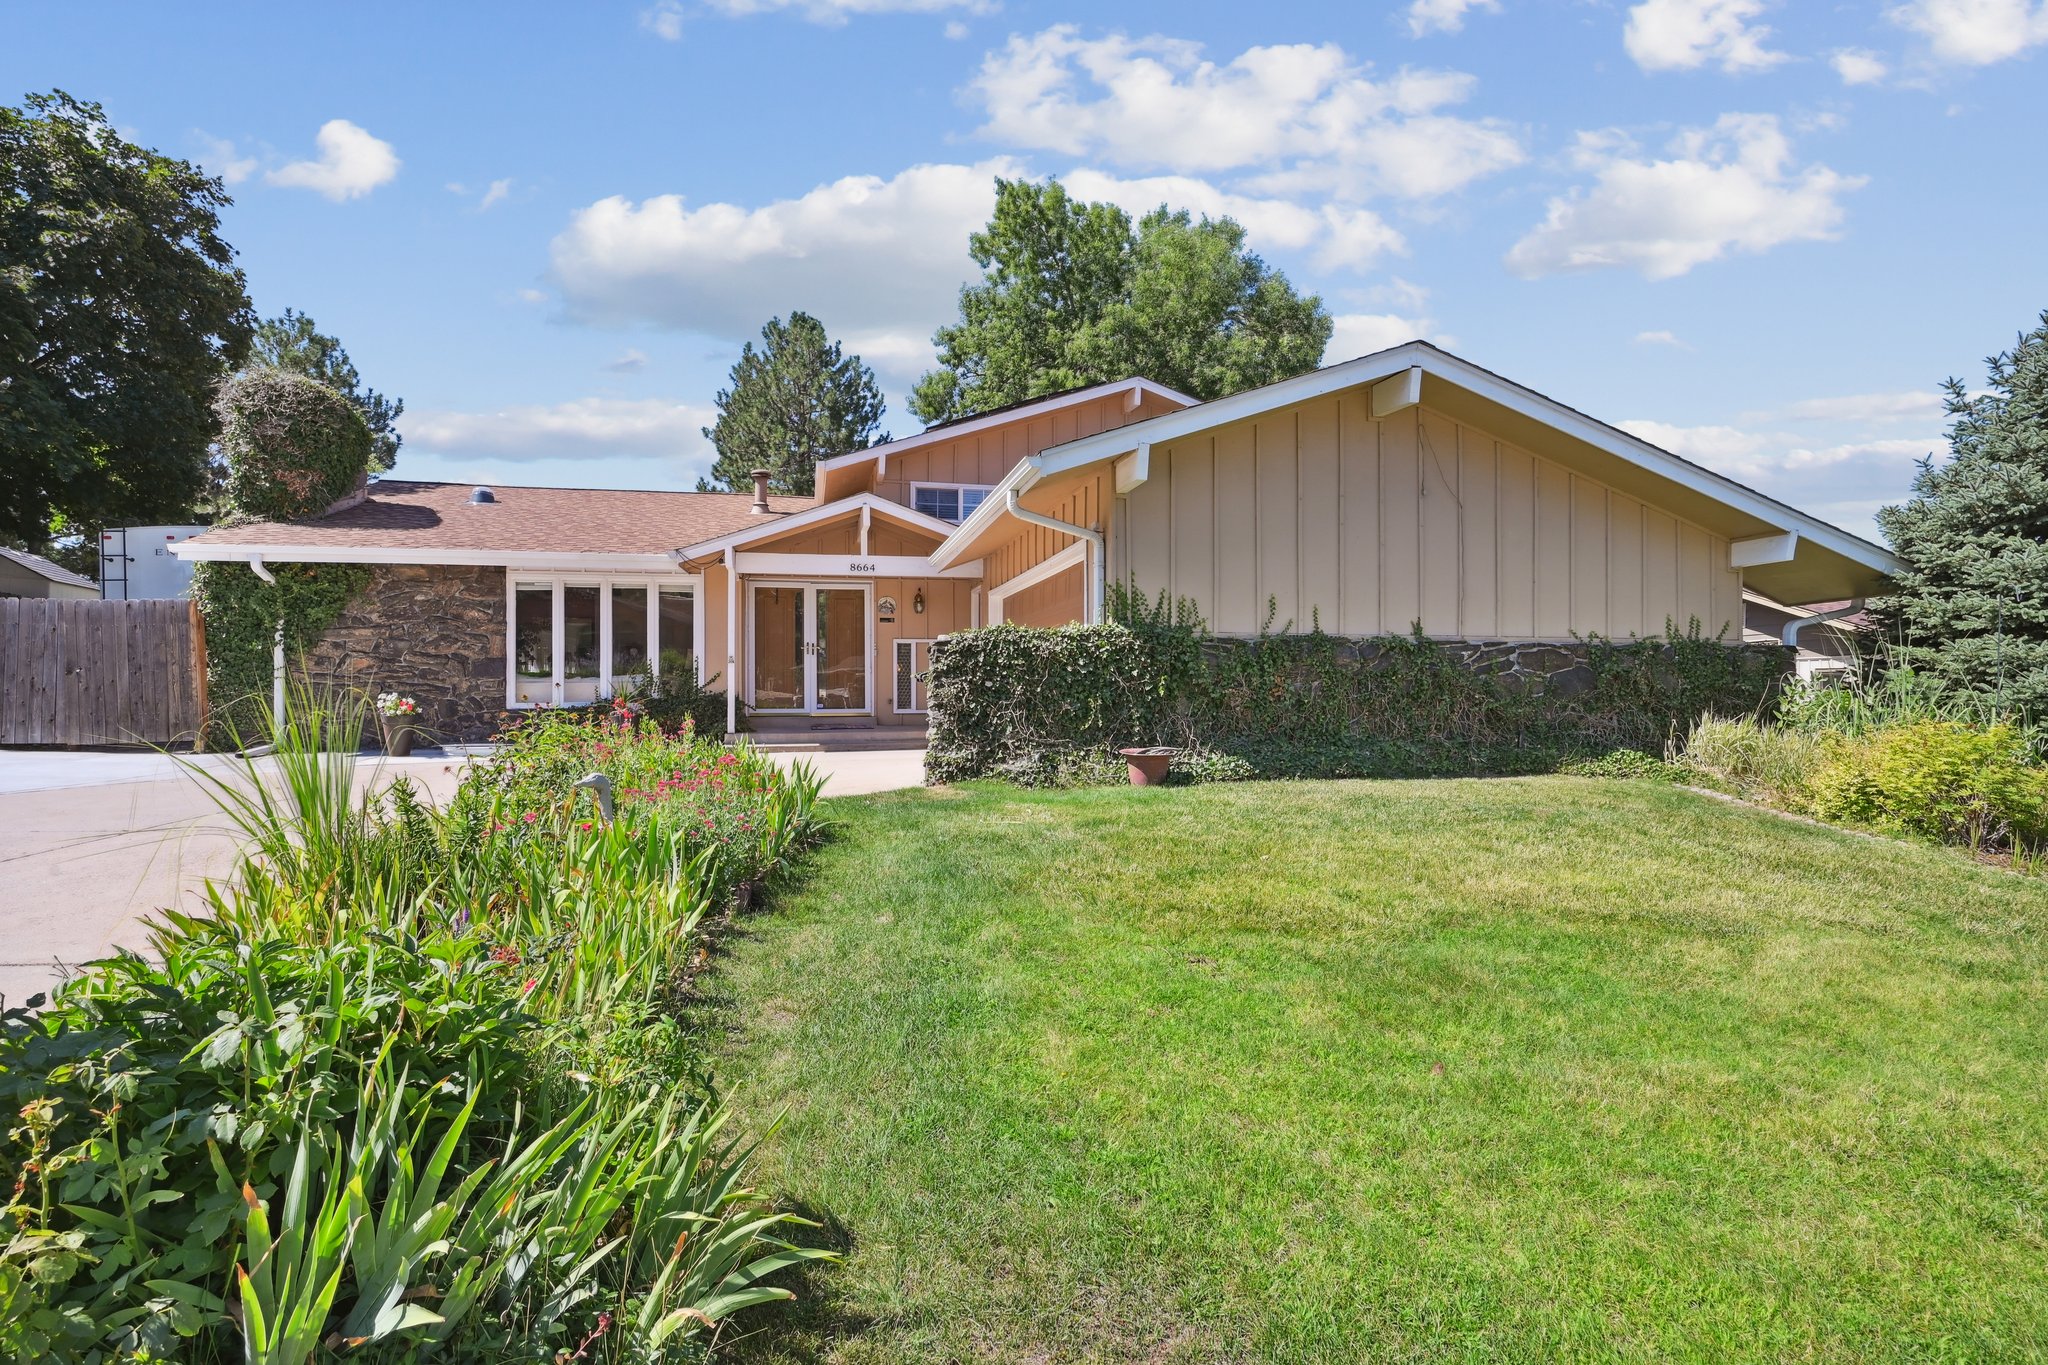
[181, 480, 817, 556]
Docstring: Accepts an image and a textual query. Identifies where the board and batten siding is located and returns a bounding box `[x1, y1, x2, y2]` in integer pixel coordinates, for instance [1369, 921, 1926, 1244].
[982, 469, 1108, 624]
[1114, 394, 1744, 641]
[872, 391, 1179, 509]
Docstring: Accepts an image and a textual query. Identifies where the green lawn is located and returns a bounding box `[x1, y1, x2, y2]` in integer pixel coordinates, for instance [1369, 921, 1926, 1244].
[711, 778, 2048, 1364]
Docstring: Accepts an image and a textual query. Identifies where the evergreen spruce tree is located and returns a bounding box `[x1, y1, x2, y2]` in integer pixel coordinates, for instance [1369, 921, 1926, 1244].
[1869, 309, 2048, 719]
[699, 312, 886, 496]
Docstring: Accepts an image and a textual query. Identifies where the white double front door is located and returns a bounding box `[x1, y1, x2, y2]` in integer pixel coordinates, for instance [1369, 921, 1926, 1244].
[748, 582, 870, 713]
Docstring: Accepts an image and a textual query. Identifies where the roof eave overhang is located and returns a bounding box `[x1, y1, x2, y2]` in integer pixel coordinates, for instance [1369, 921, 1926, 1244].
[172, 543, 691, 572]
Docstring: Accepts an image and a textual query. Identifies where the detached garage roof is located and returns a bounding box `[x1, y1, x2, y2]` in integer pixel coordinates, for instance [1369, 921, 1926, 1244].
[932, 341, 1904, 605]
[0, 546, 98, 591]
[176, 480, 817, 569]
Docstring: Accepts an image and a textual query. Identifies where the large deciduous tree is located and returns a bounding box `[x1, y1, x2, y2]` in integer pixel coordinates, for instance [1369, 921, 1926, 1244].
[251, 308, 404, 472]
[910, 178, 1333, 426]
[1869, 310, 2048, 719]
[0, 91, 253, 549]
[699, 312, 886, 496]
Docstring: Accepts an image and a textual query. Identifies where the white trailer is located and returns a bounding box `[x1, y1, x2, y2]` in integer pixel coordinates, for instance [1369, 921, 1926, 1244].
[100, 525, 211, 600]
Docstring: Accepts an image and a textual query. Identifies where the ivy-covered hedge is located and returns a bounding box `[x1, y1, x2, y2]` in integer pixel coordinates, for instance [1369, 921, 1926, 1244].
[191, 558, 371, 742]
[926, 608, 1790, 785]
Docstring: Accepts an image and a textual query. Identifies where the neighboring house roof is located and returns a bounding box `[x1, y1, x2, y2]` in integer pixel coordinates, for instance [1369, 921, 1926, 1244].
[930, 340, 1904, 605]
[0, 545, 97, 590]
[175, 480, 817, 569]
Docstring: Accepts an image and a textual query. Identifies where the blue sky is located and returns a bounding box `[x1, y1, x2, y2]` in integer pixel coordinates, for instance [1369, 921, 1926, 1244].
[10, 0, 2046, 540]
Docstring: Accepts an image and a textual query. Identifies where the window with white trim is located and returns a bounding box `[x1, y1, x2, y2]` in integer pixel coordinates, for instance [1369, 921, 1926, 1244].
[507, 574, 700, 707]
[911, 482, 993, 524]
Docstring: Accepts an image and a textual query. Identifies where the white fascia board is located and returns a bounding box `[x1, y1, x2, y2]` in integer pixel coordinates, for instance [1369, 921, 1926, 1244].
[812, 377, 1198, 478]
[675, 492, 956, 560]
[172, 542, 686, 572]
[733, 552, 984, 579]
[1030, 341, 1904, 581]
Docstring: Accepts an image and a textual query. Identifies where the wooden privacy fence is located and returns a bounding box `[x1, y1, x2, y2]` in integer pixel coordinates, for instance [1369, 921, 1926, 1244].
[0, 597, 208, 747]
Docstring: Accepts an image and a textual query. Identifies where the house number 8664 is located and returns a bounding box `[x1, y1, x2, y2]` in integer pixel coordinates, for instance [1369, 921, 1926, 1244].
[847, 561, 877, 572]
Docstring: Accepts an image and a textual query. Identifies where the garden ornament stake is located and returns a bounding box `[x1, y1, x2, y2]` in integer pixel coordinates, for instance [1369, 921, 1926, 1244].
[574, 771, 615, 824]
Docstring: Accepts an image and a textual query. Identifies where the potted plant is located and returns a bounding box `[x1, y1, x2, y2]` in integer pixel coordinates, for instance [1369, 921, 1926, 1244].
[1117, 746, 1176, 787]
[375, 692, 421, 757]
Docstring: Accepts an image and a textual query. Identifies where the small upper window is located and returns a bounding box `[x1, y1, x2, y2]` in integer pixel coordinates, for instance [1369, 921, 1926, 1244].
[913, 483, 992, 524]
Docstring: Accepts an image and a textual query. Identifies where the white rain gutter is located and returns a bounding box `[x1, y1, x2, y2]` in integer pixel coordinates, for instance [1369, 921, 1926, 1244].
[1781, 599, 1864, 649]
[1004, 490, 1104, 623]
[246, 554, 286, 729]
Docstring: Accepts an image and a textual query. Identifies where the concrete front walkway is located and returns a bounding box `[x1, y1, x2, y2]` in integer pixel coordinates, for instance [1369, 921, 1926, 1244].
[0, 744, 926, 1006]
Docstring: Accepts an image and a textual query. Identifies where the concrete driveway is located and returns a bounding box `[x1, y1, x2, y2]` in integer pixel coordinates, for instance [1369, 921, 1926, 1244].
[0, 744, 925, 1007]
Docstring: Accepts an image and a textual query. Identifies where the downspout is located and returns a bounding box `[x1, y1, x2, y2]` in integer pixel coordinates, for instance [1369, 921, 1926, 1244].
[1005, 490, 1105, 624]
[1780, 599, 1864, 649]
[724, 547, 738, 739]
[247, 554, 286, 729]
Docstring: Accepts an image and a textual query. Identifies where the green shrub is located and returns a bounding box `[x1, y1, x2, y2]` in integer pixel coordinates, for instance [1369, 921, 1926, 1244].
[615, 648, 732, 736]
[1557, 749, 1685, 781]
[213, 367, 371, 523]
[927, 593, 1786, 785]
[1807, 720, 2048, 849]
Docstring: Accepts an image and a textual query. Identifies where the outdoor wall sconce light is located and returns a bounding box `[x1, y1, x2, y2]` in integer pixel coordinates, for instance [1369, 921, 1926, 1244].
[912, 589, 926, 614]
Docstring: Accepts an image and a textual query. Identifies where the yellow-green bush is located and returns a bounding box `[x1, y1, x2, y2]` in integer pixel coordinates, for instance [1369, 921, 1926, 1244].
[1807, 720, 2048, 849]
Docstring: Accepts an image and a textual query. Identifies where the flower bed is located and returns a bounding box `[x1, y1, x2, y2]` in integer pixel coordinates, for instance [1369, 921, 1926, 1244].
[1, 688, 827, 1362]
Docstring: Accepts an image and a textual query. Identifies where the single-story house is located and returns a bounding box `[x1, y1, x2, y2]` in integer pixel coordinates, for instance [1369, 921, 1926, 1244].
[0, 546, 99, 600]
[173, 341, 1902, 742]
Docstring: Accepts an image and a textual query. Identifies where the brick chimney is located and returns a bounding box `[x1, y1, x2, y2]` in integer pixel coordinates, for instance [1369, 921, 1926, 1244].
[750, 469, 772, 514]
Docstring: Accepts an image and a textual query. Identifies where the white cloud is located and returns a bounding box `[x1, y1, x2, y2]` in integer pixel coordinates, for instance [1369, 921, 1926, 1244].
[404, 397, 714, 463]
[1634, 329, 1688, 346]
[1619, 418, 1938, 534]
[549, 156, 1404, 391]
[1624, 0, 1789, 73]
[1888, 0, 2048, 65]
[1060, 169, 1406, 271]
[605, 348, 650, 374]
[549, 159, 1018, 363]
[944, 19, 969, 39]
[193, 133, 256, 186]
[516, 288, 549, 305]
[1406, 0, 1502, 36]
[1758, 390, 1945, 423]
[967, 26, 1523, 200]
[1504, 114, 1864, 280]
[1831, 48, 1891, 84]
[266, 120, 399, 201]
[702, 0, 990, 22]
[1326, 313, 1431, 362]
[641, 1, 685, 40]
[479, 178, 514, 210]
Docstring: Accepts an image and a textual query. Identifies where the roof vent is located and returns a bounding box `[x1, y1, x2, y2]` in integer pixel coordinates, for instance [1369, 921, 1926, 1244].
[749, 469, 772, 514]
[470, 486, 496, 504]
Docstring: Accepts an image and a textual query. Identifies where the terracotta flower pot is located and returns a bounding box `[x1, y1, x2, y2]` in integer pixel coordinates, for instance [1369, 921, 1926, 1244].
[1118, 746, 1176, 787]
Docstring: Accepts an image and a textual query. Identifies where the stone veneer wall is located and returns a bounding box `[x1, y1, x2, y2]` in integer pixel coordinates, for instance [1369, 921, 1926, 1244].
[303, 564, 506, 743]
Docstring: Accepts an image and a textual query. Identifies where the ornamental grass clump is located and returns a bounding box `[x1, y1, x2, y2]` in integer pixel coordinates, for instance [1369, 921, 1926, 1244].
[2, 686, 831, 1362]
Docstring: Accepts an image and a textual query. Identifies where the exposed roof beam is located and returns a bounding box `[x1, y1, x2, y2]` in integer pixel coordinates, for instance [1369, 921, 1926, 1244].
[1371, 366, 1422, 418]
[1731, 531, 1799, 567]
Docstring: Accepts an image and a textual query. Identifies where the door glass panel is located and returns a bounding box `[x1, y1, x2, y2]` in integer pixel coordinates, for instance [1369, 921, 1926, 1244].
[814, 588, 866, 710]
[563, 585, 601, 704]
[514, 584, 553, 704]
[611, 586, 648, 680]
[657, 587, 695, 677]
[752, 585, 805, 710]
